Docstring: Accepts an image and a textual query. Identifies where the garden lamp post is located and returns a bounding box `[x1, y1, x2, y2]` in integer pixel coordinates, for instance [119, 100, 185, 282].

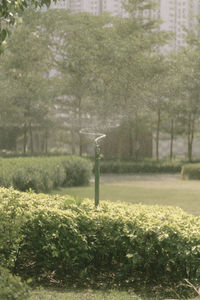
[80, 129, 106, 207]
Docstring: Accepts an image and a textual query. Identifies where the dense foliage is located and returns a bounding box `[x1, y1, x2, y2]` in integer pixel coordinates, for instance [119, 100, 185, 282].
[0, 156, 92, 192]
[0, 187, 200, 295]
[0, 267, 30, 300]
[0, 8, 171, 160]
[1, 4, 200, 161]
[0, 0, 56, 52]
[99, 160, 182, 174]
[181, 163, 200, 180]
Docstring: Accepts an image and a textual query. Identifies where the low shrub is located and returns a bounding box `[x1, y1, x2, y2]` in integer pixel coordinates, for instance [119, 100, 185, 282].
[62, 156, 92, 186]
[181, 163, 200, 180]
[99, 160, 182, 174]
[0, 187, 200, 294]
[0, 156, 92, 193]
[0, 267, 30, 300]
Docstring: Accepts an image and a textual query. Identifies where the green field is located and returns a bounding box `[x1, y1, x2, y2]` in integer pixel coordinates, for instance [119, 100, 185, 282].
[29, 288, 200, 300]
[30, 289, 145, 300]
[52, 174, 200, 216]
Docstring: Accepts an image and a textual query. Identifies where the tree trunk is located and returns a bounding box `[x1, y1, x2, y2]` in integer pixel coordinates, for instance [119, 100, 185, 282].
[128, 121, 133, 158]
[71, 126, 76, 155]
[156, 107, 161, 162]
[169, 118, 174, 161]
[78, 97, 83, 156]
[23, 122, 27, 154]
[117, 132, 123, 161]
[45, 128, 48, 154]
[188, 143, 192, 162]
[187, 113, 195, 162]
[134, 111, 139, 161]
[29, 121, 34, 154]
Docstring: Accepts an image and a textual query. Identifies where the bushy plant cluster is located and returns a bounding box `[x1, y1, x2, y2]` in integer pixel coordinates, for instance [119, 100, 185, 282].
[181, 163, 200, 180]
[0, 187, 200, 293]
[0, 156, 92, 193]
[0, 267, 30, 300]
[99, 160, 182, 174]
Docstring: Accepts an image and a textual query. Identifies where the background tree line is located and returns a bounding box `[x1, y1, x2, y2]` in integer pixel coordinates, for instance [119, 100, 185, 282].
[1, 1, 200, 161]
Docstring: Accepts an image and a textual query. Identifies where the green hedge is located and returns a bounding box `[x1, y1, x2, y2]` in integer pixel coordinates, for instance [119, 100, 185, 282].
[0, 156, 92, 193]
[181, 163, 200, 180]
[0, 267, 30, 300]
[99, 160, 182, 174]
[0, 187, 200, 293]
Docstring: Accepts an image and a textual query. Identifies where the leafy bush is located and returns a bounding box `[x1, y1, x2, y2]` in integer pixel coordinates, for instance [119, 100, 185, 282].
[0, 267, 30, 300]
[62, 156, 92, 186]
[0, 156, 92, 193]
[181, 163, 200, 180]
[99, 160, 182, 174]
[0, 187, 200, 293]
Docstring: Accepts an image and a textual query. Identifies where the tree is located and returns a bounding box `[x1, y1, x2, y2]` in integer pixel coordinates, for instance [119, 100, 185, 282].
[42, 2, 170, 158]
[161, 53, 184, 161]
[39, 10, 116, 155]
[177, 48, 200, 162]
[100, 11, 168, 160]
[1, 10, 54, 153]
[0, 3, 172, 157]
[0, 0, 56, 52]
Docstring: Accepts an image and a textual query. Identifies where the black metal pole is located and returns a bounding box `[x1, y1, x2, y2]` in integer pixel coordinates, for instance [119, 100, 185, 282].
[95, 143, 100, 207]
[79, 129, 106, 207]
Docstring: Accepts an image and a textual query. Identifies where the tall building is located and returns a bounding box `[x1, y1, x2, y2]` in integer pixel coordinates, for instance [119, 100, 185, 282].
[139, 0, 200, 49]
[159, 0, 200, 49]
[51, 0, 128, 16]
[50, 0, 69, 9]
[51, 0, 200, 49]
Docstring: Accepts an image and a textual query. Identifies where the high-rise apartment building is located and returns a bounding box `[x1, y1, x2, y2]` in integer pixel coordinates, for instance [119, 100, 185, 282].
[159, 0, 200, 49]
[51, 0, 128, 16]
[137, 0, 200, 49]
[51, 0, 200, 49]
[50, 0, 69, 9]
[64, 0, 127, 16]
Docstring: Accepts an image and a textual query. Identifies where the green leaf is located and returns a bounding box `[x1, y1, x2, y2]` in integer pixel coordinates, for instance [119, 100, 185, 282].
[0, 29, 7, 42]
[126, 253, 134, 259]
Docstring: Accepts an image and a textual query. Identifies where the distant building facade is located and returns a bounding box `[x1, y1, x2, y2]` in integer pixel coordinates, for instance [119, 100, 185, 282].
[51, 0, 200, 50]
[159, 0, 200, 50]
[58, 0, 127, 16]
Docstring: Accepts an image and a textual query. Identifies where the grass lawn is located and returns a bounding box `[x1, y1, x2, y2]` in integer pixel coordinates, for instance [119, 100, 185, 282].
[52, 174, 200, 216]
[29, 288, 200, 300]
[30, 289, 145, 300]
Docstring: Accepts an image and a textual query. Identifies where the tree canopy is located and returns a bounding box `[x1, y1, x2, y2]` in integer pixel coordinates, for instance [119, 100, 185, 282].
[1, 3, 200, 160]
[0, 0, 56, 50]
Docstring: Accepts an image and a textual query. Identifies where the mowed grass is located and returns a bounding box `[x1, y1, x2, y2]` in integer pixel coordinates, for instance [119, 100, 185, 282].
[30, 289, 144, 300]
[29, 288, 200, 300]
[52, 174, 200, 216]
